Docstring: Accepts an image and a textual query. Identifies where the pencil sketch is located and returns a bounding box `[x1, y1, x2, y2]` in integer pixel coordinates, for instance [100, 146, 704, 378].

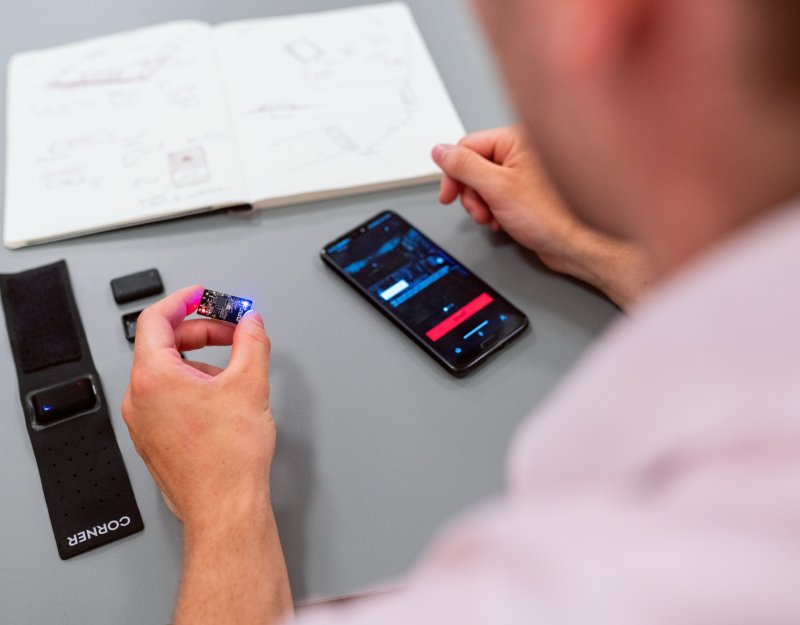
[33, 130, 209, 201]
[285, 38, 324, 64]
[265, 126, 355, 169]
[225, 7, 419, 167]
[42, 166, 106, 190]
[37, 131, 114, 163]
[11, 21, 244, 226]
[119, 131, 165, 168]
[169, 146, 210, 187]
[48, 46, 174, 89]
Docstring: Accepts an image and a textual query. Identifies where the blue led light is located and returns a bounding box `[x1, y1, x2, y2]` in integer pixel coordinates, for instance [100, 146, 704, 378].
[455, 348, 462, 354]
[243, 301, 251, 309]
[43, 404, 53, 412]
[500, 314, 508, 321]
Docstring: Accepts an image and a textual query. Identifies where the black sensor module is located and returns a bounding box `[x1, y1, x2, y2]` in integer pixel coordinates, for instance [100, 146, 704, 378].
[197, 290, 252, 324]
[110, 268, 164, 304]
[31, 378, 97, 426]
[121, 309, 144, 343]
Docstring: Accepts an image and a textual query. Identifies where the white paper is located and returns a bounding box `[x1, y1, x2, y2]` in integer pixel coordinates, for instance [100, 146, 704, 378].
[213, 3, 465, 206]
[4, 21, 246, 247]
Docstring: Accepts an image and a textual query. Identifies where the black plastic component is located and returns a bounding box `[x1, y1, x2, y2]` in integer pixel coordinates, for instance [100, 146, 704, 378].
[32, 378, 97, 425]
[122, 309, 144, 343]
[110, 268, 163, 304]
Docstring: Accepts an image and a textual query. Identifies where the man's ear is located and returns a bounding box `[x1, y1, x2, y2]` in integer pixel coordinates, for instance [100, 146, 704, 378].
[552, 0, 658, 82]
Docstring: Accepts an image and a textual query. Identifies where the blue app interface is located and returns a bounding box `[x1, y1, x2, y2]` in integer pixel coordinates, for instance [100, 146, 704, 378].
[325, 213, 520, 359]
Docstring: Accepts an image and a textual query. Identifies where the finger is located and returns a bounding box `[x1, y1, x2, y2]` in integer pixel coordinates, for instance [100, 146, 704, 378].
[135, 285, 205, 354]
[174, 319, 236, 352]
[459, 126, 521, 163]
[432, 144, 504, 197]
[183, 359, 224, 378]
[461, 187, 493, 225]
[225, 311, 270, 388]
[458, 129, 502, 160]
[438, 174, 462, 204]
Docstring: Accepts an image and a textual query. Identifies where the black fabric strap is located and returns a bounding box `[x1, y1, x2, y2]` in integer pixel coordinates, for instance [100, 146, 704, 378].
[0, 260, 143, 559]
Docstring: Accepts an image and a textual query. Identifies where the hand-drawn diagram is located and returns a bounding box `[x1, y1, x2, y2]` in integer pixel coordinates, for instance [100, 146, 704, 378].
[269, 126, 357, 169]
[10, 21, 243, 233]
[285, 38, 324, 64]
[37, 27, 211, 116]
[35, 131, 114, 190]
[169, 146, 210, 187]
[223, 8, 420, 170]
[48, 46, 174, 89]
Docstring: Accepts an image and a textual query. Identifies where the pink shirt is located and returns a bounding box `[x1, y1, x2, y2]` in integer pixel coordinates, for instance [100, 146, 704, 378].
[298, 201, 800, 625]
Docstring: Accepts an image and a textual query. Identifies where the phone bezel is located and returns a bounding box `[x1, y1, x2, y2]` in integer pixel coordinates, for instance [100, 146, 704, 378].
[320, 210, 529, 377]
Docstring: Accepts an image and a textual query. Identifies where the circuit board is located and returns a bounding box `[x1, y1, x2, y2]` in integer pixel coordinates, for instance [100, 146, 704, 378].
[197, 289, 252, 324]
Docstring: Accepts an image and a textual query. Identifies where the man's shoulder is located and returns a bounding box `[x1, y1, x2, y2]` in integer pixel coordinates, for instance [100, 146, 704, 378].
[509, 200, 800, 490]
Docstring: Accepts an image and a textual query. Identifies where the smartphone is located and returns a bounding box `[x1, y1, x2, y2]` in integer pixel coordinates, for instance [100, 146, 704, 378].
[321, 211, 529, 376]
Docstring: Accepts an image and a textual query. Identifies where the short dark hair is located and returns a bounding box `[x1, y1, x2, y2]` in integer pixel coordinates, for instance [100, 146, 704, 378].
[757, 1, 800, 91]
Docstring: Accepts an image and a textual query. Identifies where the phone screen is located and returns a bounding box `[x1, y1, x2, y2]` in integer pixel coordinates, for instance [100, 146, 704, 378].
[321, 211, 528, 375]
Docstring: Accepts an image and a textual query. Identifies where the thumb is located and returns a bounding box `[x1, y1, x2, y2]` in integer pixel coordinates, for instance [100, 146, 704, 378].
[432, 143, 502, 194]
[227, 310, 270, 385]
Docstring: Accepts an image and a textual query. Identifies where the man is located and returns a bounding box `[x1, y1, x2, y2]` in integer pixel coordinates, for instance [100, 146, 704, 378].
[122, 0, 800, 623]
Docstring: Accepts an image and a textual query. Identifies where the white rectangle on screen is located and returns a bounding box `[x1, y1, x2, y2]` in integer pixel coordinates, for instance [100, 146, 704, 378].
[380, 280, 410, 301]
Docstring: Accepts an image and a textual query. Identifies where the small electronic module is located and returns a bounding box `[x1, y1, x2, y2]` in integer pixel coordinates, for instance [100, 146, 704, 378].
[197, 289, 253, 324]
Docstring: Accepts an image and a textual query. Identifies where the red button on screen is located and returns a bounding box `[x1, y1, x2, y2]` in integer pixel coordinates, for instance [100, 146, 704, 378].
[426, 292, 494, 342]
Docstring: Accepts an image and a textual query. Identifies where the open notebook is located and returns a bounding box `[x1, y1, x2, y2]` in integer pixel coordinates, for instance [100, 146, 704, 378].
[3, 2, 464, 248]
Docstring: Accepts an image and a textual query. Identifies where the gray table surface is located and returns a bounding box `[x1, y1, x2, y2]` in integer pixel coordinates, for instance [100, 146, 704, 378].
[0, 1, 618, 623]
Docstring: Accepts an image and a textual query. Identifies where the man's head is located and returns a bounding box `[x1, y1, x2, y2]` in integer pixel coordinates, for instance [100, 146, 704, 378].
[471, 0, 800, 276]
[755, 0, 800, 93]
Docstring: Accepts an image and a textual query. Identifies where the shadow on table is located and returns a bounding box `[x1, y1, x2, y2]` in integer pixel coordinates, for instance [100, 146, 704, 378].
[269, 350, 315, 599]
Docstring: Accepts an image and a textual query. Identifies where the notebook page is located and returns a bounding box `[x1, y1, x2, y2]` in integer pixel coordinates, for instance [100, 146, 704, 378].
[4, 21, 247, 248]
[213, 3, 465, 207]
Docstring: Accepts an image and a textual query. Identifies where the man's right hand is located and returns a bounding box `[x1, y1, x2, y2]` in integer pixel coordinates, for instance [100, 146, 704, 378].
[122, 286, 293, 625]
[432, 126, 652, 310]
[433, 125, 582, 270]
[122, 285, 275, 525]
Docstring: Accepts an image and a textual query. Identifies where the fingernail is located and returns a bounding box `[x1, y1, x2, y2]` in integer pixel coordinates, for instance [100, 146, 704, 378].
[243, 310, 263, 326]
[432, 144, 453, 163]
